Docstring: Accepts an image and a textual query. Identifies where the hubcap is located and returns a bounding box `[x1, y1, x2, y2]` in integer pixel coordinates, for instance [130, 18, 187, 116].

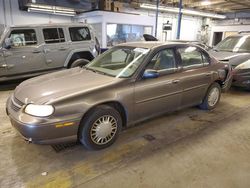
[208, 87, 220, 107]
[90, 115, 117, 145]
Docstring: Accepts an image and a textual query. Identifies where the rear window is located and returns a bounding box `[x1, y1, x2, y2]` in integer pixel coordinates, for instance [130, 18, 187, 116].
[43, 28, 65, 44]
[69, 27, 91, 42]
[178, 47, 204, 69]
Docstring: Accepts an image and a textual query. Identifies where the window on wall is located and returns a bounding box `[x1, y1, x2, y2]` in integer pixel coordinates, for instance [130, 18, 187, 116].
[107, 24, 153, 47]
[9, 29, 37, 47]
[69, 27, 91, 42]
[43, 28, 65, 44]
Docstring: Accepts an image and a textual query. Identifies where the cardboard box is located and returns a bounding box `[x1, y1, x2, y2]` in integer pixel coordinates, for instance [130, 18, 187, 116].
[111, 1, 123, 12]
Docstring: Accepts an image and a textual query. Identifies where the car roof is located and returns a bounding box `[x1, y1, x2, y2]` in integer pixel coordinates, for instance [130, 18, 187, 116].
[8, 22, 90, 28]
[116, 41, 191, 49]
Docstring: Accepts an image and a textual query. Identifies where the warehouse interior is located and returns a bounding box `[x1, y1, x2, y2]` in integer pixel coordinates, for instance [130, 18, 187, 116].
[0, 0, 250, 187]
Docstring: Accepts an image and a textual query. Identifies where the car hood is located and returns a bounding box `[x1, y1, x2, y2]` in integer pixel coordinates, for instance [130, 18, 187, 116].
[14, 68, 116, 104]
[209, 49, 249, 61]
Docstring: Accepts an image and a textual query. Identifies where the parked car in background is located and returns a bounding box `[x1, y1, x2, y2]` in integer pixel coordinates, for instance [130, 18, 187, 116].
[209, 31, 250, 90]
[0, 23, 100, 82]
[6, 42, 232, 150]
[143, 34, 212, 50]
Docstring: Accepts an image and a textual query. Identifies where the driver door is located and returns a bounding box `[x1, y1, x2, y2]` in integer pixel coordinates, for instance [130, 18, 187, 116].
[134, 48, 182, 121]
[1, 28, 46, 78]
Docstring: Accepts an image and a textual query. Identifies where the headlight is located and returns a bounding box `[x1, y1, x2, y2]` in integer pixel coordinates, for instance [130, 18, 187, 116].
[235, 59, 250, 70]
[25, 104, 54, 117]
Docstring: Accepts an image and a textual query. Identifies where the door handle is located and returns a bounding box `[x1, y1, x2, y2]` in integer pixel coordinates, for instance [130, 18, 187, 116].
[172, 79, 180, 84]
[33, 49, 42, 53]
[59, 47, 69, 51]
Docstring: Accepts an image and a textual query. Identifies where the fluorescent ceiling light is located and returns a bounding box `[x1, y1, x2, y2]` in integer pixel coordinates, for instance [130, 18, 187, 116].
[201, 1, 212, 6]
[28, 7, 76, 16]
[27, 3, 76, 16]
[140, 3, 226, 19]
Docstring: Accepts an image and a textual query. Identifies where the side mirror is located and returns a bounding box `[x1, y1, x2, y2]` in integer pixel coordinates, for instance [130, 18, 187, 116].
[4, 38, 13, 49]
[143, 69, 159, 79]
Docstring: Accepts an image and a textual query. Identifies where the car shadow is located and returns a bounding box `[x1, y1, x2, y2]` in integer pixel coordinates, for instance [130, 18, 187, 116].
[0, 79, 26, 91]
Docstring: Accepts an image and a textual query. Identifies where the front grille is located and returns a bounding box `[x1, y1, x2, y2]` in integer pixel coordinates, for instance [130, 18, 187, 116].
[13, 97, 24, 106]
[11, 97, 24, 112]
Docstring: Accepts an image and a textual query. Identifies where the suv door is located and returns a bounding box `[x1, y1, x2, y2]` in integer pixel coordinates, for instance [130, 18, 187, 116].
[134, 48, 182, 121]
[1, 28, 46, 78]
[176, 46, 212, 108]
[42, 28, 69, 68]
[68, 26, 94, 55]
[0, 48, 6, 77]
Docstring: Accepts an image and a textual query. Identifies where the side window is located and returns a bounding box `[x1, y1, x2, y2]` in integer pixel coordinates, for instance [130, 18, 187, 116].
[9, 29, 37, 47]
[202, 53, 210, 66]
[178, 47, 203, 69]
[146, 48, 176, 73]
[69, 27, 91, 42]
[43, 28, 65, 44]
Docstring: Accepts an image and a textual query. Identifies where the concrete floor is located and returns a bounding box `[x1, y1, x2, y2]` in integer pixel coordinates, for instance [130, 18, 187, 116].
[0, 82, 250, 188]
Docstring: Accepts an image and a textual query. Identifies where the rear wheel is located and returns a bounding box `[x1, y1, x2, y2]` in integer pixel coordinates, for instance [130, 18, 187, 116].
[199, 83, 221, 110]
[70, 59, 90, 68]
[78, 105, 122, 150]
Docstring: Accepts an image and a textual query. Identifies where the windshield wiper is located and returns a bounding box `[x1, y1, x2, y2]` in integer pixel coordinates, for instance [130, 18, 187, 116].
[84, 67, 114, 77]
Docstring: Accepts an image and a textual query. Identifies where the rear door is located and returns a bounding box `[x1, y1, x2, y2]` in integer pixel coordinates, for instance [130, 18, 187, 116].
[176, 46, 212, 108]
[1, 28, 46, 78]
[42, 27, 70, 68]
[134, 48, 182, 121]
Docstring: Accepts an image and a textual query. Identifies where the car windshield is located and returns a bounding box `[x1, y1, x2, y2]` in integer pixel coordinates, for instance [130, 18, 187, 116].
[215, 36, 250, 53]
[86, 46, 150, 78]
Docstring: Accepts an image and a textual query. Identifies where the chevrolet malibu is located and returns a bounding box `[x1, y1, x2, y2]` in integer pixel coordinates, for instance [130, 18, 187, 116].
[6, 42, 232, 150]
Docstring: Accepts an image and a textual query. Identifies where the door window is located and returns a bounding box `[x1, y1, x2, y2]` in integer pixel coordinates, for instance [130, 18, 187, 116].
[43, 28, 65, 44]
[178, 47, 204, 69]
[69, 27, 91, 42]
[9, 29, 37, 47]
[146, 48, 176, 74]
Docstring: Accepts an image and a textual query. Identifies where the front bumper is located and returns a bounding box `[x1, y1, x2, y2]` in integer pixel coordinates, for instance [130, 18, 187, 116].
[6, 95, 82, 144]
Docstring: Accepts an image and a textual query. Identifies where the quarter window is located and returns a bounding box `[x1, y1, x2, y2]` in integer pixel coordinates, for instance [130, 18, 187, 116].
[69, 27, 91, 42]
[178, 47, 203, 69]
[146, 49, 176, 73]
[9, 29, 37, 47]
[43, 28, 65, 44]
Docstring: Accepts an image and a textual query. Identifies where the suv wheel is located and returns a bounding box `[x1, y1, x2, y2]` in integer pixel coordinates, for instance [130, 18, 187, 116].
[199, 82, 221, 110]
[79, 105, 122, 150]
[70, 59, 90, 68]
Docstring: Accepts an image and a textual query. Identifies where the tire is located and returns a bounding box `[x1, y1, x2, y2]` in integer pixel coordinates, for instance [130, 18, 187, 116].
[199, 82, 221, 110]
[78, 105, 122, 150]
[70, 59, 90, 68]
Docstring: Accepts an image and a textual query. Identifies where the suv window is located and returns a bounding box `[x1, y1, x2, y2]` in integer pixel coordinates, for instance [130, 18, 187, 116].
[43, 28, 65, 44]
[178, 47, 204, 69]
[146, 48, 176, 73]
[69, 27, 91, 42]
[9, 29, 37, 47]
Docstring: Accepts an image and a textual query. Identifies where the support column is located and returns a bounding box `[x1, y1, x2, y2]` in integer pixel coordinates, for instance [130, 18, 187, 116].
[176, 0, 182, 39]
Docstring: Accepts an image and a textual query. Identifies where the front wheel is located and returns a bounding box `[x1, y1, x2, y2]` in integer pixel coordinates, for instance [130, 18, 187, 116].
[199, 83, 221, 110]
[78, 105, 122, 150]
[70, 59, 90, 68]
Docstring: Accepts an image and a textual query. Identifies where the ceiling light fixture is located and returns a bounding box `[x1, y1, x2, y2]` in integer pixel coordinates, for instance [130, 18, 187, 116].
[140, 3, 226, 19]
[201, 0, 212, 6]
[27, 3, 76, 17]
